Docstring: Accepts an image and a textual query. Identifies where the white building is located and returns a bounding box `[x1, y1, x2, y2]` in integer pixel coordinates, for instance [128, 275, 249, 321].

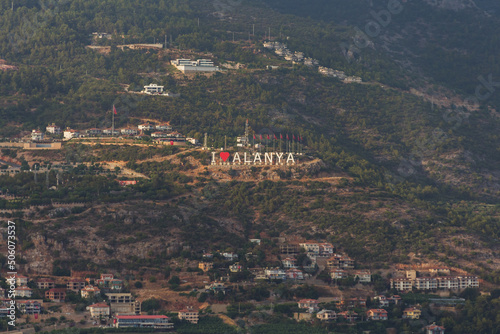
[299, 241, 320, 254]
[171, 59, 220, 73]
[156, 124, 172, 131]
[186, 137, 199, 145]
[102, 129, 120, 136]
[46, 123, 61, 134]
[222, 252, 238, 261]
[15, 286, 32, 298]
[120, 127, 139, 135]
[354, 270, 372, 283]
[143, 83, 164, 94]
[264, 268, 286, 280]
[281, 257, 297, 269]
[63, 128, 80, 140]
[31, 130, 44, 141]
[138, 123, 155, 132]
[87, 303, 110, 318]
[151, 132, 168, 138]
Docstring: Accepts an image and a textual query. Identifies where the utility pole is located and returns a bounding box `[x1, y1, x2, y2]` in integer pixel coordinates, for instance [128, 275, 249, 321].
[253, 24, 255, 36]
[224, 135, 227, 150]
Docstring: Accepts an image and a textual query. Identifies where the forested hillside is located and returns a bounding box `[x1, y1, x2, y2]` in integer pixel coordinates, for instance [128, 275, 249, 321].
[0, 0, 499, 333]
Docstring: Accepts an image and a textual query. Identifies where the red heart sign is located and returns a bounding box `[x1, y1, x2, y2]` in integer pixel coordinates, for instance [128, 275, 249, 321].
[220, 152, 230, 162]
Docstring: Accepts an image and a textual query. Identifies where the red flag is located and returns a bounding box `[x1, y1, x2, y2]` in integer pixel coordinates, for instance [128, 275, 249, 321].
[260, 134, 262, 140]
[280, 133, 283, 139]
[274, 134, 277, 140]
[113, 105, 117, 115]
[286, 134, 289, 140]
[293, 134, 296, 141]
[267, 134, 270, 140]
[253, 134, 256, 140]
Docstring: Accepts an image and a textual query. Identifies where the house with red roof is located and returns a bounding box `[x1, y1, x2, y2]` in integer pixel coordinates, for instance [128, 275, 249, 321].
[425, 323, 445, 334]
[297, 299, 320, 312]
[87, 303, 110, 318]
[367, 309, 388, 320]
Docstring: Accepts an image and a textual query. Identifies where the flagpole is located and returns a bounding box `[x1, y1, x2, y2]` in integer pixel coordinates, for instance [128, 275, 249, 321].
[112, 107, 114, 137]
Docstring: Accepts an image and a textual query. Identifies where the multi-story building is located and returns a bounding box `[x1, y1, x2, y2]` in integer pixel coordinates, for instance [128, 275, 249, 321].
[171, 59, 220, 73]
[297, 299, 320, 312]
[403, 308, 421, 319]
[338, 311, 358, 322]
[327, 254, 355, 269]
[316, 310, 337, 321]
[46, 123, 61, 134]
[330, 269, 348, 280]
[16, 300, 41, 315]
[299, 241, 320, 254]
[31, 130, 44, 141]
[265, 268, 286, 280]
[178, 307, 199, 324]
[102, 129, 120, 136]
[36, 278, 55, 290]
[155, 124, 172, 131]
[86, 128, 102, 137]
[106, 293, 141, 315]
[366, 309, 388, 320]
[286, 268, 304, 280]
[281, 257, 297, 269]
[113, 315, 173, 329]
[67, 280, 85, 292]
[319, 243, 335, 256]
[280, 243, 300, 255]
[15, 286, 32, 298]
[354, 270, 371, 283]
[63, 128, 80, 139]
[120, 127, 139, 136]
[390, 278, 413, 291]
[416, 277, 438, 290]
[96, 274, 122, 291]
[142, 84, 164, 94]
[81, 285, 101, 298]
[87, 303, 110, 318]
[138, 123, 155, 132]
[15, 275, 29, 287]
[45, 288, 66, 302]
[198, 262, 213, 272]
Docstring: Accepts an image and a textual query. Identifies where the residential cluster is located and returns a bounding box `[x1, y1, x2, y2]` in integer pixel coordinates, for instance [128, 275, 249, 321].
[390, 267, 479, 291]
[0, 273, 198, 330]
[263, 41, 362, 83]
[36, 122, 198, 146]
